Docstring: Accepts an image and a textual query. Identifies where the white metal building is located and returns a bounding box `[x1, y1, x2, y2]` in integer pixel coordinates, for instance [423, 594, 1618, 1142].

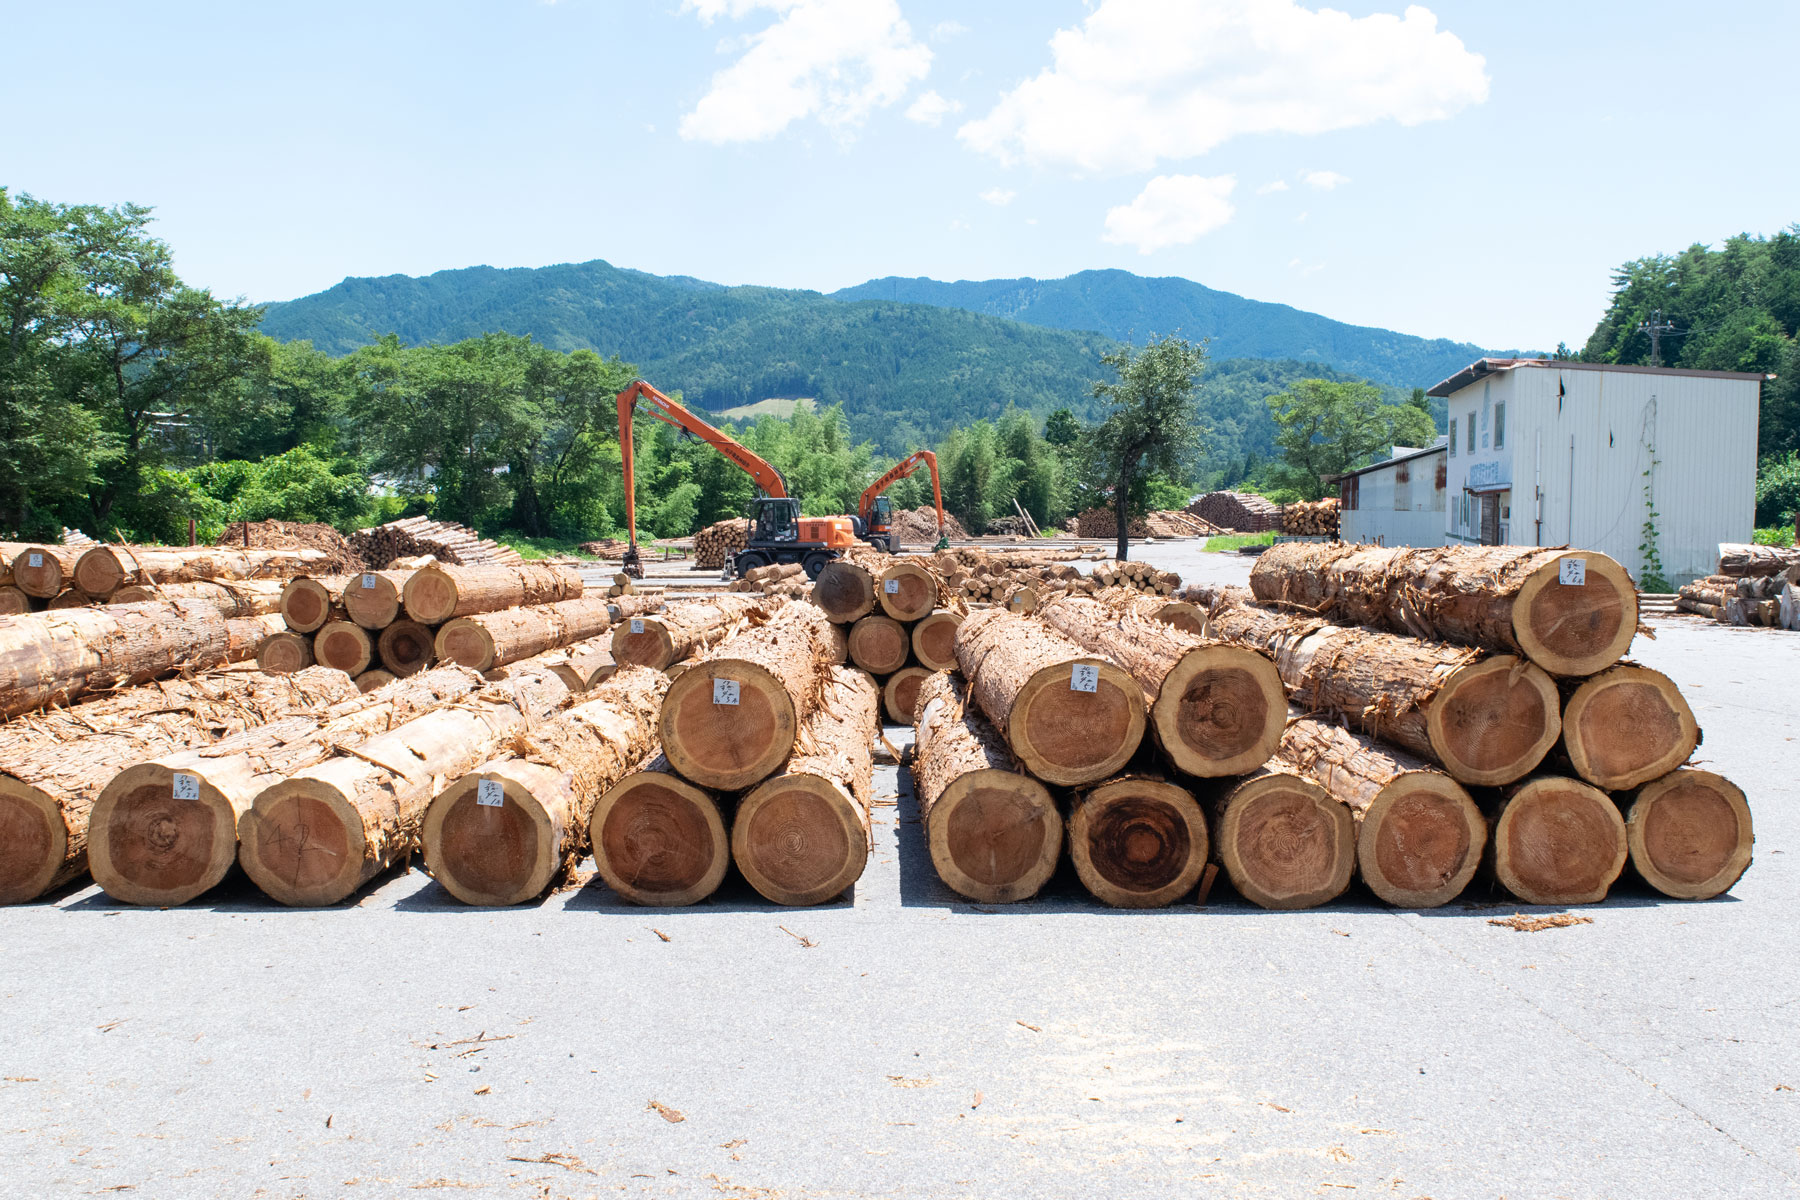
[1337, 440, 1448, 547]
[1428, 358, 1765, 584]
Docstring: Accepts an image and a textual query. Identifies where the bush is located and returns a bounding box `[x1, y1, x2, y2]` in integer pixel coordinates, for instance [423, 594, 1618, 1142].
[186, 446, 373, 531]
[1755, 452, 1800, 526]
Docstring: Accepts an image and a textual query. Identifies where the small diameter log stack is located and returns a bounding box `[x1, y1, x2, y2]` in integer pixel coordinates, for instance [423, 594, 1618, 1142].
[910, 671, 1062, 903]
[733, 666, 879, 906]
[421, 667, 669, 906]
[1282, 498, 1339, 537]
[1087, 560, 1181, 596]
[0, 666, 357, 905]
[88, 666, 485, 906]
[693, 519, 749, 570]
[237, 655, 581, 906]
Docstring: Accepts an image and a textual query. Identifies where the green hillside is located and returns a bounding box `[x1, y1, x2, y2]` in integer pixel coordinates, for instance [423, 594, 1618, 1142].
[832, 269, 1507, 390]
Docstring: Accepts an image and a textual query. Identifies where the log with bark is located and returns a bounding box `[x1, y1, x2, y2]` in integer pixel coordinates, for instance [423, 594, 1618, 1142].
[909, 670, 1061, 903]
[1621, 769, 1753, 900]
[71, 545, 330, 597]
[420, 666, 669, 906]
[883, 665, 930, 724]
[256, 631, 314, 675]
[811, 559, 876, 624]
[401, 562, 583, 625]
[1066, 776, 1209, 908]
[876, 561, 939, 622]
[279, 575, 352, 633]
[434, 596, 614, 672]
[354, 669, 396, 694]
[1275, 717, 1486, 908]
[1484, 776, 1627, 905]
[1037, 594, 1285, 778]
[10, 545, 79, 599]
[1715, 542, 1800, 578]
[656, 603, 839, 790]
[954, 608, 1146, 787]
[1203, 597, 1561, 786]
[846, 614, 910, 676]
[377, 619, 437, 677]
[910, 610, 962, 672]
[111, 578, 288, 617]
[228, 615, 288, 662]
[88, 665, 483, 906]
[1204, 770, 1355, 910]
[1558, 665, 1698, 791]
[313, 621, 375, 675]
[1004, 586, 1038, 614]
[1248, 543, 1638, 676]
[610, 594, 770, 671]
[0, 598, 267, 718]
[0, 666, 357, 905]
[606, 593, 665, 624]
[732, 666, 878, 906]
[589, 750, 731, 905]
[340, 569, 412, 630]
[237, 657, 579, 905]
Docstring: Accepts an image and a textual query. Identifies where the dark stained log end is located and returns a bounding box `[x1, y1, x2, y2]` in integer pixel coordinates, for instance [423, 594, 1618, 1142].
[0, 777, 64, 905]
[378, 620, 437, 677]
[1069, 777, 1208, 908]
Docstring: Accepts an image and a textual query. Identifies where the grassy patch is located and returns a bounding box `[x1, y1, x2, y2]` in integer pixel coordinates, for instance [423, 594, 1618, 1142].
[1752, 525, 1797, 547]
[1203, 531, 1276, 552]
[492, 533, 600, 560]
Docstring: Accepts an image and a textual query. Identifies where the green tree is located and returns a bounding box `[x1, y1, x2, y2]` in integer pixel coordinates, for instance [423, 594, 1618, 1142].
[1265, 379, 1436, 500]
[1043, 407, 1082, 447]
[1087, 334, 1208, 560]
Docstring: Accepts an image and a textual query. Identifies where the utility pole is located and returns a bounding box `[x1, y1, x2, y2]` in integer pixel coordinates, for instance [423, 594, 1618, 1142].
[1637, 309, 1676, 368]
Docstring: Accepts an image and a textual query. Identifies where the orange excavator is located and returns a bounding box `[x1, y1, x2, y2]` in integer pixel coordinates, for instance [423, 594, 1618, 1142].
[616, 379, 861, 579]
[857, 450, 948, 553]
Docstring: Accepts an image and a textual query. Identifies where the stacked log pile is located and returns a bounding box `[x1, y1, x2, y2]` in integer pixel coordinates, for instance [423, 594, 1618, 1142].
[693, 519, 750, 570]
[0, 540, 337, 612]
[1189, 491, 1284, 533]
[349, 516, 521, 569]
[1088, 559, 1181, 595]
[1067, 508, 1219, 540]
[1678, 549, 1799, 629]
[728, 561, 812, 600]
[1282, 498, 1339, 537]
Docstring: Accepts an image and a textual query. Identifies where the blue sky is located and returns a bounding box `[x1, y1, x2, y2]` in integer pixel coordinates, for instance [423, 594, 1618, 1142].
[6, 0, 1794, 350]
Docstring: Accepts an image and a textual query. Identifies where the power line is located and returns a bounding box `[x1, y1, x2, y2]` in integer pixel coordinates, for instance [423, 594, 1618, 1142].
[1637, 309, 1679, 367]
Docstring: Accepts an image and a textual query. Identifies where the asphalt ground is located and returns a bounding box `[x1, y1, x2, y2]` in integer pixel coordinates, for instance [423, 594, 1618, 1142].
[2, 542, 1795, 1199]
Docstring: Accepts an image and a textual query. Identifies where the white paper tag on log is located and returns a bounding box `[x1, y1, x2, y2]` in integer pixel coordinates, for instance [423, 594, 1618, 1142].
[1560, 558, 1587, 586]
[27, 553, 42, 567]
[361, 573, 376, 589]
[1070, 663, 1099, 693]
[884, 579, 900, 594]
[713, 678, 740, 705]
[171, 772, 200, 800]
[477, 779, 504, 808]
[630, 619, 644, 634]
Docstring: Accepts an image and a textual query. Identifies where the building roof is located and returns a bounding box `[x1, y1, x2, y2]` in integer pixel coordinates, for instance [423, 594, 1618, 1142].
[1426, 357, 1772, 398]
[1331, 440, 1446, 482]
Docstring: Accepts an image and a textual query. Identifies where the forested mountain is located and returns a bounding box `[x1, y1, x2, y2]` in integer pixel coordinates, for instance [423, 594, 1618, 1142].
[831, 269, 1503, 388]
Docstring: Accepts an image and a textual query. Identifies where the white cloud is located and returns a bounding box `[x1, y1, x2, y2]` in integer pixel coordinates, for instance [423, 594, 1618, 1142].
[680, 0, 932, 143]
[1101, 174, 1236, 253]
[905, 89, 961, 125]
[931, 19, 967, 40]
[958, 0, 1488, 173]
[1256, 179, 1290, 195]
[979, 187, 1016, 206]
[1301, 168, 1350, 190]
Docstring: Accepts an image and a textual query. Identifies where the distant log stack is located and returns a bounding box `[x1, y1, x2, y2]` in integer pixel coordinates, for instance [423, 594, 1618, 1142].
[1248, 542, 1638, 676]
[733, 666, 879, 906]
[954, 608, 1145, 787]
[1188, 491, 1283, 533]
[1087, 560, 1181, 595]
[693, 519, 749, 571]
[910, 671, 1062, 904]
[1281, 498, 1339, 537]
[1274, 717, 1486, 909]
[1714, 542, 1800, 577]
[1677, 572, 1795, 628]
[349, 517, 521, 569]
[421, 666, 669, 906]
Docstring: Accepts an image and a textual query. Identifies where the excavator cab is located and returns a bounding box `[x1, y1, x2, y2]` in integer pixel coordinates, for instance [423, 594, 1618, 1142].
[867, 495, 894, 550]
[752, 497, 801, 543]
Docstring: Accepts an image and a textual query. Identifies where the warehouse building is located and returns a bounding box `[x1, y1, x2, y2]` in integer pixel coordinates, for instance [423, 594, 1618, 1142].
[1336, 439, 1448, 547]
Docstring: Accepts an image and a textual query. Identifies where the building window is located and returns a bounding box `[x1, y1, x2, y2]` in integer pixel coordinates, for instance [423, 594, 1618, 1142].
[1467, 414, 1475, 453]
[1495, 402, 1505, 449]
[1449, 418, 1457, 456]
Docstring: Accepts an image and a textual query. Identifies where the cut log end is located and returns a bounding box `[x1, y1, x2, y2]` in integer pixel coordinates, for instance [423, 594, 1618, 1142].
[733, 775, 867, 906]
[239, 783, 367, 907]
[89, 765, 240, 906]
[354, 669, 397, 694]
[1626, 770, 1752, 900]
[11, 546, 69, 598]
[658, 661, 796, 791]
[1513, 552, 1639, 675]
[1562, 665, 1698, 791]
[1153, 601, 1207, 637]
[1426, 656, 1561, 786]
[1492, 777, 1627, 906]
[910, 611, 962, 672]
[883, 666, 931, 725]
[811, 561, 875, 623]
[72, 546, 126, 598]
[378, 620, 436, 677]
[925, 768, 1062, 904]
[877, 562, 937, 622]
[611, 621, 677, 671]
[0, 777, 63, 905]
[314, 622, 374, 676]
[847, 615, 909, 676]
[342, 572, 403, 629]
[434, 619, 496, 671]
[1009, 659, 1145, 787]
[280, 578, 338, 633]
[1359, 775, 1486, 908]
[401, 568, 460, 625]
[590, 769, 729, 906]
[1214, 773, 1355, 910]
[422, 765, 563, 906]
[1157, 646, 1284, 777]
[257, 631, 314, 675]
[1068, 777, 1208, 908]
[0, 586, 31, 616]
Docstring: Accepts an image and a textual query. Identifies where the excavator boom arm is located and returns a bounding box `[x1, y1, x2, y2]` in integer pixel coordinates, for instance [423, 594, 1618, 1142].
[617, 379, 788, 549]
[859, 450, 944, 533]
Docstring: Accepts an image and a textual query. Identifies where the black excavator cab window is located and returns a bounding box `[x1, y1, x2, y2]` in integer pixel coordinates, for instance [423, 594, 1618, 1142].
[753, 497, 800, 542]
